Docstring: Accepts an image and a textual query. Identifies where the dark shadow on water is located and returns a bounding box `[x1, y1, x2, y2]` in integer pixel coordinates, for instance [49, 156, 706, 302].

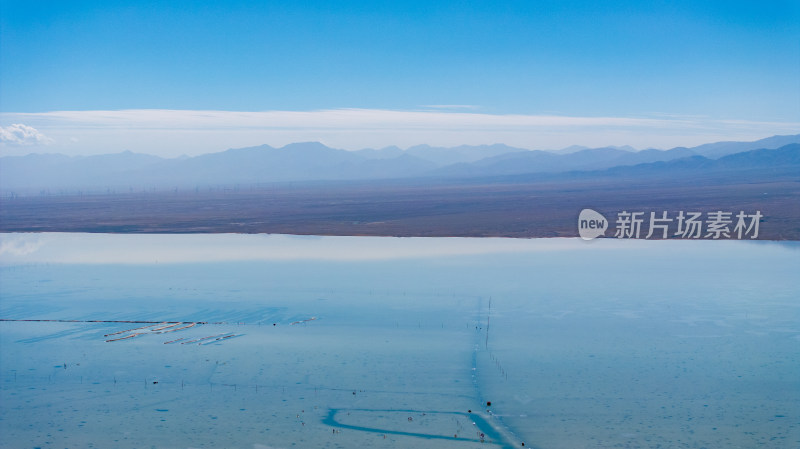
[322, 408, 527, 449]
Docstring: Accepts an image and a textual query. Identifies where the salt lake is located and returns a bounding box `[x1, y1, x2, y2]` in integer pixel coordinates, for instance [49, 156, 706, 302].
[0, 234, 797, 448]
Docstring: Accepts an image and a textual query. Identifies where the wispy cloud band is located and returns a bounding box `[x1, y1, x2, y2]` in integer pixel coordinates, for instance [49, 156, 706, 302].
[1, 109, 797, 157]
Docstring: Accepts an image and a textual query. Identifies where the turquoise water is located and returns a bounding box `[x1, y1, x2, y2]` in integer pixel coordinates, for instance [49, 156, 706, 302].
[0, 235, 798, 448]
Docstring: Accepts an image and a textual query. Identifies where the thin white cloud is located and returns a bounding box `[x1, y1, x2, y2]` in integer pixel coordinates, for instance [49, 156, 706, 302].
[0, 109, 797, 157]
[11, 108, 787, 131]
[0, 123, 54, 146]
[421, 104, 481, 110]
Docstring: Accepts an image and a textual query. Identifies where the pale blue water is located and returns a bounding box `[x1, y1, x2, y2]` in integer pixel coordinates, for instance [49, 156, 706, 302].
[0, 235, 798, 448]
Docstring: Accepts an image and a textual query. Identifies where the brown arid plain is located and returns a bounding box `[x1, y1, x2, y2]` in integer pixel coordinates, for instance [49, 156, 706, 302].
[2, 166, 798, 240]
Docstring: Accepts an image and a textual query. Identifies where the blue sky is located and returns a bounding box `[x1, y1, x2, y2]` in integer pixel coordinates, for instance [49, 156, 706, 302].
[1, 0, 798, 155]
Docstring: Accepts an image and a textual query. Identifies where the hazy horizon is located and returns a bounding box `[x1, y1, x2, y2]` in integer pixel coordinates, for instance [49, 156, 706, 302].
[1, 131, 798, 160]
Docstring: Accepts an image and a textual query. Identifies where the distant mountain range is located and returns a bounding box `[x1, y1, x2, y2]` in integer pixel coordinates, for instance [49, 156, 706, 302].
[1, 134, 798, 192]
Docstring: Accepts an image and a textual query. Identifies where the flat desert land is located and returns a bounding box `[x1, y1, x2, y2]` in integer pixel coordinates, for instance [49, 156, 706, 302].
[2, 172, 799, 239]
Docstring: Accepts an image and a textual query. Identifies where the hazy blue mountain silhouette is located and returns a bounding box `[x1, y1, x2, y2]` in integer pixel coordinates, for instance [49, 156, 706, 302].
[685, 134, 800, 158]
[1, 135, 798, 191]
[579, 143, 800, 178]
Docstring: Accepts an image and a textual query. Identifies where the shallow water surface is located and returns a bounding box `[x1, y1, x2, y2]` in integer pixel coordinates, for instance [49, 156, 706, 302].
[1, 234, 798, 448]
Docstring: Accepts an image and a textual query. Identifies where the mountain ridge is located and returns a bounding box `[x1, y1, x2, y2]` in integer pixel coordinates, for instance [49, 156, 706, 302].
[1, 134, 798, 192]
